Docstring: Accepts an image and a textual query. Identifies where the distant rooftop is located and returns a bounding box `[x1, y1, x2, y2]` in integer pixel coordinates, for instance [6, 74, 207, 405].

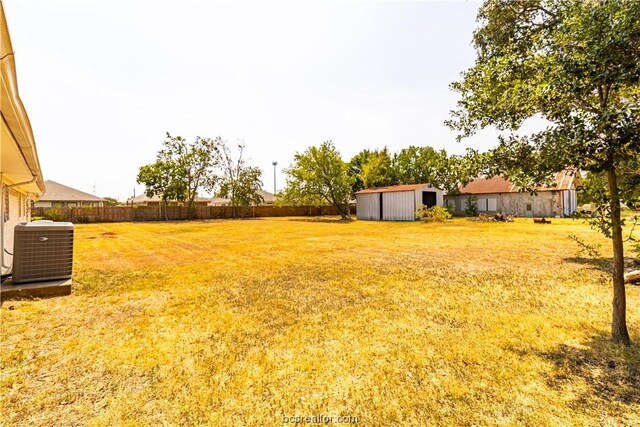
[459, 170, 578, 194]
[39, 180, 105, 202]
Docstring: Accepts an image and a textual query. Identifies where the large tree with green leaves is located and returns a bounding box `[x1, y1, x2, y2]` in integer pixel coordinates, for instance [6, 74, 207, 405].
[281, 141, 353, 220]
[137, 133, 221, 219]
[392, 146, 477, 194]
[137, 160, 185, 220]
[218, 141, 264, 217]
[448, 0, 640, 345]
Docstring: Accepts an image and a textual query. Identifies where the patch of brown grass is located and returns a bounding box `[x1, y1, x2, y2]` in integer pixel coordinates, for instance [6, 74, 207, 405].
[1, 217, 639, 426]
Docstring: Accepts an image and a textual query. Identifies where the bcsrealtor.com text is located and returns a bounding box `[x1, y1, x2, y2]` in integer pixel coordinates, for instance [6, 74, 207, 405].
[282, 414, 359, 424]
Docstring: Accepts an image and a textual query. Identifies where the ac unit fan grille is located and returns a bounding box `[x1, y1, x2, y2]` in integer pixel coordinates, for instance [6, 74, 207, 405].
[12, 222, 74, 284]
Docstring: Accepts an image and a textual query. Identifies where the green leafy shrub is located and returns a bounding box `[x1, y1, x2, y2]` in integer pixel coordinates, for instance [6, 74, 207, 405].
[464, 195, 478, 217]
[44, 208, 65, 221]
[416, 205, 453, 223]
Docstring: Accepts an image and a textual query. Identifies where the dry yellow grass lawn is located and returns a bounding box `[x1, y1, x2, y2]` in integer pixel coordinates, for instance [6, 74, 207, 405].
[1, 217, 639, 426]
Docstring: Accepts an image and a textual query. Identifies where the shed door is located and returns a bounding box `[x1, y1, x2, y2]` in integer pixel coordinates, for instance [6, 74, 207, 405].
[422, 191, 437, 208]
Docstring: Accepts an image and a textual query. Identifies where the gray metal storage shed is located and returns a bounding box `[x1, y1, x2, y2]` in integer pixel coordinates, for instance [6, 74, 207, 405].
[355, 184, 444, 221]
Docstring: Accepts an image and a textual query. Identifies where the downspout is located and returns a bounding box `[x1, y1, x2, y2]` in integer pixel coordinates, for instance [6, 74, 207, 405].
[1, 173, 38, 270]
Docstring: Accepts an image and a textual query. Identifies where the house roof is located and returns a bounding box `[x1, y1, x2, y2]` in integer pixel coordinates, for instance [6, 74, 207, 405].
[39, 181, 106, 202]
[128, 194, 162, 204]
[459, 170, 578, 195]
[129, 194, 210, 204]
[458, 176, 516, 194]
[208, 197, 231, 206]
[256, 190, 275, 203]
[355, 183, 439, 195]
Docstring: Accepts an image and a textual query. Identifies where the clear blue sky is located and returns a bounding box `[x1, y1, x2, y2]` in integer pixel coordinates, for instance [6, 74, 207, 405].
[5, 0, 503, 200]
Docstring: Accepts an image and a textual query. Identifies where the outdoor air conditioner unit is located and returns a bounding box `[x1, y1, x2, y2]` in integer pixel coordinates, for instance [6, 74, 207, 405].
[12, 221, 74, 284]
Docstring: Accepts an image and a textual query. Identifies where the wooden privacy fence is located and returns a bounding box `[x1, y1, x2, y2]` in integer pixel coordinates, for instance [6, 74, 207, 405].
[31, 205, 356, 223]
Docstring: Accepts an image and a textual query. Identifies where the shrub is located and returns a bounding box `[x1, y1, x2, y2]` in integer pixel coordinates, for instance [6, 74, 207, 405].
[44, 208, 65, 221]
[416, 205, 453, 223]
[464, 195, 478, 217]
[444, 200, 455, 215]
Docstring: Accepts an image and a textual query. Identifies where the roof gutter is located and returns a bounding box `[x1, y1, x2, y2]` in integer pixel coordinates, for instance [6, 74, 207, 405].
[0, 2, 45, 193]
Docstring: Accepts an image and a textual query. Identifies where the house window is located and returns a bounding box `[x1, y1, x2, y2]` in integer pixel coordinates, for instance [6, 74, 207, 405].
[526, 203, 532, 211]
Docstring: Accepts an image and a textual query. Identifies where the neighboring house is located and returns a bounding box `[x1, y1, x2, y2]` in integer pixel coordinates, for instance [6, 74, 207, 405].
[208, 197, 231, 207]
[444, 170, 579, 217]
[1, 3, 46, 275]
[355, 184, 444, 221]
[32, 180, 106, 208]
[208, 190, 275, 207]
[128, 194, 210, 207]
[256, 190, 276, 205]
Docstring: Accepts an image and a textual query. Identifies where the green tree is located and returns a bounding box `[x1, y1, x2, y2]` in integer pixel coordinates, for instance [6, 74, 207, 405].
[393, 146, 441, 185]
[137, 160, 184, 220]
[348, 149, 373, 194]
[102, 197, 122, 206]
[580, 159, 640, 210]
[360, 148, 396, 189]
[137, 133, 221, 219]
[218, 141, 264, 217]
[281, 141, 354, 220]
[162, 133, 221, 218]
[448, 0, 640, 345]
[391, 146, 477, 194]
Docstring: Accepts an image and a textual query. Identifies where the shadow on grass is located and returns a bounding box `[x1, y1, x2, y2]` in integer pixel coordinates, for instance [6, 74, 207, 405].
[287, 217, 354, 224]
[564, 256, 640, 274]
[563, 257, 611, 273]
[533, 333, 640, 408]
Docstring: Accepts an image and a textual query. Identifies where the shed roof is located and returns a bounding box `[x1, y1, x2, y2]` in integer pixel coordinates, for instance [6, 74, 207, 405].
[459, 170, 578, 195]
[39, 180, 106, 202]
[355, 183, 439, 195]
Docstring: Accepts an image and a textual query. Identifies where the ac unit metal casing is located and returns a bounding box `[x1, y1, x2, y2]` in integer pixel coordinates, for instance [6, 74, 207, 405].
[12, 221, 74, 284]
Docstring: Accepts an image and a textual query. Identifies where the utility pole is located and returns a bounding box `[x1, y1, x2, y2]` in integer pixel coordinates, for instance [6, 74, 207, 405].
[272, 161, 278, 194]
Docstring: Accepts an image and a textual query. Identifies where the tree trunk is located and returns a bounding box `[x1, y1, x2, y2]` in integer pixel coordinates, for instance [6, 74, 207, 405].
[337, 202, 350, 220]
[606, 168, 631, 346]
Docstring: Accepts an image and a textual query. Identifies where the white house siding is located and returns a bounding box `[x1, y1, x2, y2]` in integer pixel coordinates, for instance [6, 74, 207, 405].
[355, 193, 381, 220]
[2, 188, 31, 274]
[383, 191, 416, 221]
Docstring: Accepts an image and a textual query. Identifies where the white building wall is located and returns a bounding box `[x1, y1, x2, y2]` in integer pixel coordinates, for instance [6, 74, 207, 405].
[358, 185, 444, 221]
[414, 188, 444, 211]
[383, 191, 416, 221]
[2, 188, 31, 274]
[355, 193, 381, 220]
[562, 189, 577, 216]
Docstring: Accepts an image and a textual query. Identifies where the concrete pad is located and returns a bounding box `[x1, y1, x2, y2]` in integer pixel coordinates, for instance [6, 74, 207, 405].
[1, 278, 72, 301]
